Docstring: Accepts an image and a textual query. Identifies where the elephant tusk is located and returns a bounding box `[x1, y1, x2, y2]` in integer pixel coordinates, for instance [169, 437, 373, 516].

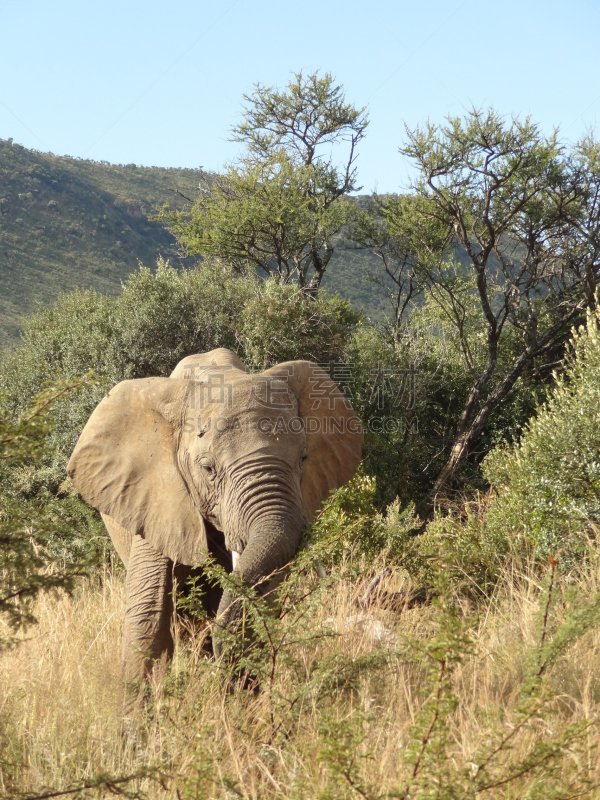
[315, 560, 327, 579]
[232, 550, 241, 571]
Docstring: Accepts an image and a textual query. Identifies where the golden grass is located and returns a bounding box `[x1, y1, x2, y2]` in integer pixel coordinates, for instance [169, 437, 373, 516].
[2, 556, 600, 799]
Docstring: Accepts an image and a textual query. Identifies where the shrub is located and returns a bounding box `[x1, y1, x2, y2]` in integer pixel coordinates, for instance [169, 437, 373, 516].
[112, 258, 254, 379]
[308, 468, 420, 569]
[411, 308, 600, 591]
[483, 307, 600, 567]
[236, 278, 361, 368]
[0, 379, 98, 649]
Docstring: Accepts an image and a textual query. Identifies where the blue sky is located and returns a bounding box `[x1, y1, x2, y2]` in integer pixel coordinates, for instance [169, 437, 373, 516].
[1, 0, 598, 193]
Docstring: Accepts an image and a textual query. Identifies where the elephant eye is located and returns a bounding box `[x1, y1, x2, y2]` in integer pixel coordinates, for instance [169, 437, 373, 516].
[197, 457, 216, 477]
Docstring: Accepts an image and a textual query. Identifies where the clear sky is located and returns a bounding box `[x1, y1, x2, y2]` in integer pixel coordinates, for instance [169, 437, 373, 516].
[1, 0, 598, 193]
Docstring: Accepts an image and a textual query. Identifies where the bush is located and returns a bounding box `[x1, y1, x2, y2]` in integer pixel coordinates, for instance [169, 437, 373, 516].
[342, 290, 549, 513]
[410, 308, 600, 591]
[343, 325, 422, 508]
[410, 494, 509, 593]
[112, 258, 255, 379]
[0, 379, 99, 649]
[482, 308, 600, 566]
[308, 467, 420, 569]
[236, 278, 361, 367]
[0, 262, 360, 487]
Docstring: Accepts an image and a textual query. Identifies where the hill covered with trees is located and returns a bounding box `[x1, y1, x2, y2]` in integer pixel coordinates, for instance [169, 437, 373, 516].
[0, 138, 205, 344]
[0, 137, 388, 346]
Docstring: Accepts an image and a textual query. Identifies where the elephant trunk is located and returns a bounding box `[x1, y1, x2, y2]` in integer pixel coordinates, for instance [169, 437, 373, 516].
[235, 510, 306, 588]
[213, 467, 308, 657]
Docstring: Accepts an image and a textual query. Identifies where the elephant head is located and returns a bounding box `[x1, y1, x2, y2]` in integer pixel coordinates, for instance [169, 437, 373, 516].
[67, 349, 363, 662]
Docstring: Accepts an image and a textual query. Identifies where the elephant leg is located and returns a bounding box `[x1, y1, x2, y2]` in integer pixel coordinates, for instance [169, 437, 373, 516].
[122, 533, 174, 708]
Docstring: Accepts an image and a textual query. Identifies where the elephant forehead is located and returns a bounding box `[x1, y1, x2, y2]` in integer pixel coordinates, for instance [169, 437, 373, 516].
[190, 406, 305, 452]
[182, 373, 298, 414]
[216, 425, 306, 464]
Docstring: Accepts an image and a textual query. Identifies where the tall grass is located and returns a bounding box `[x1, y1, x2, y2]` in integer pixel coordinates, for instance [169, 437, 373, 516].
[2, 552, 600, 799]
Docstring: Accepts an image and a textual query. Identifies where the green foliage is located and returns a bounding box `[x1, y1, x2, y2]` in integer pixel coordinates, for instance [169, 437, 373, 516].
[0, 379, 97, 650]
[404, 496, 509, 596]
[307, 469, 381, 563]
[355, 110, 600, 496]
[163, 71, 368, 290]
[111, 258, 255, 379]
[164, 153, 354, 284]
[308, 468, 420, 568]
[237, 278, 360, 367]
[231, 70, 368, 165]
[483, 307, 600, 565]
[407, 307, 600, 591]
[4, 452, 600, 796]
[342, 305, 543, 512]
[343, 325, 421, 507]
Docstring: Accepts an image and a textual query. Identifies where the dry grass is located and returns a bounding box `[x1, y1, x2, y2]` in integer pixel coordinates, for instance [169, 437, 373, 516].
[2, 555, 600, 799]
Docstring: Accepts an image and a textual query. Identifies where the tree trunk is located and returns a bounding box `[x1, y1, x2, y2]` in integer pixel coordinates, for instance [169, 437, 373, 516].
[428, 309, 585, 508]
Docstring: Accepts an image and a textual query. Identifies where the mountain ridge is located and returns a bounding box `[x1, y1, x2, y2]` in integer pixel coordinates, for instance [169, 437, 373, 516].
[0, 138, 389, 348]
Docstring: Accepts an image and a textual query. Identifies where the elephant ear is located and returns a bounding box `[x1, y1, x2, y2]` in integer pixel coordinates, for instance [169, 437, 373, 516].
[67, 377, 207, 565]
[263, 361, 364, 520]
[170, 348, 247, 379]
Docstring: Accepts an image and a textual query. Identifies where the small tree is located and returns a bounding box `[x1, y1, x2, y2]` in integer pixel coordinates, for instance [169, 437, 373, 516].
[483, 307, 600, 564]
[0, 380, 95, 649]
[356, 110, 600, 500]
[164, 71, 368, 291]
[236, 278, 360, 368]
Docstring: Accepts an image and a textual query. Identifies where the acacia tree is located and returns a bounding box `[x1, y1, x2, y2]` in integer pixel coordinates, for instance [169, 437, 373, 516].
[355, 109, 600, 501]
[164, 71, 368, 291]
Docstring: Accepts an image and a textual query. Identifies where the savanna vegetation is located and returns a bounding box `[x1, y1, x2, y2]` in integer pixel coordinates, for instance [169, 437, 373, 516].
[2, 71, 600, 798]
[0, 131, 384, 348]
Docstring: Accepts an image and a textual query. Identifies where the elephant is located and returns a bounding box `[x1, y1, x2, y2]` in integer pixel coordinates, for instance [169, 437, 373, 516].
[67, 348, 363, 700]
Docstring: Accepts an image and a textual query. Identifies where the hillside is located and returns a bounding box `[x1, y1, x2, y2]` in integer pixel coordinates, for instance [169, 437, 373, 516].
[0, 138, 212, 345]
[0, 138, 389, 347]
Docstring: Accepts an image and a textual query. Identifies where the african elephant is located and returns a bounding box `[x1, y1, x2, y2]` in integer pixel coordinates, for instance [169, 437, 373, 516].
[67, 348, 363, 698]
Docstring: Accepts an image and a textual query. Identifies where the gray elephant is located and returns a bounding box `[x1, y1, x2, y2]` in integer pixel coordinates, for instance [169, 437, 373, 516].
[67, 348, 363, 696]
